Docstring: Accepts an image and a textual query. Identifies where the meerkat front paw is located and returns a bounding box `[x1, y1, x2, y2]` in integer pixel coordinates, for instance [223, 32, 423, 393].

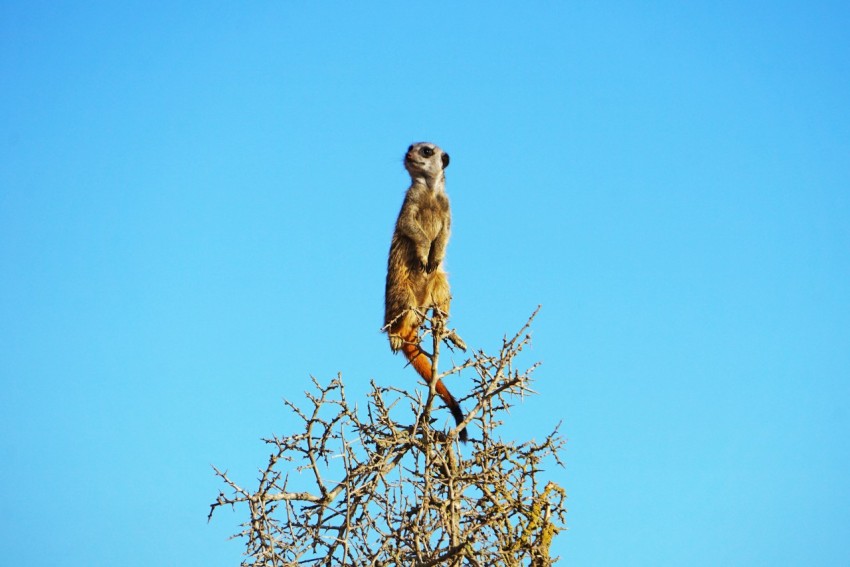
[415, 249, 430, 272]
[389, 334, 403, 352]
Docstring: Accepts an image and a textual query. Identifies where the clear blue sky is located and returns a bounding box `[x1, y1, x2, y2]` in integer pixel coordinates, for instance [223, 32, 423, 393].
[2, 2, 849, 565]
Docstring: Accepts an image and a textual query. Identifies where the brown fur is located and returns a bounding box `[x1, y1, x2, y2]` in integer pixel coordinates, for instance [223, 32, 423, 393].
[384, 142, 467, 442]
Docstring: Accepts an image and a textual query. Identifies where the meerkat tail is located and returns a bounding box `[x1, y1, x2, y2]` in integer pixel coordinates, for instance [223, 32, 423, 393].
[398, 330, 468, 442]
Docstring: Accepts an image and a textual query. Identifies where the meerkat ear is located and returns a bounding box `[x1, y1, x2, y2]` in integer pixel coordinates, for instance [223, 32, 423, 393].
[442, 152, 450, 169]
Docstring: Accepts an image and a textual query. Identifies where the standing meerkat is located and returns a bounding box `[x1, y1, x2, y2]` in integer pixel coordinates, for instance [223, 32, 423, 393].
[384, 142, 468, 441]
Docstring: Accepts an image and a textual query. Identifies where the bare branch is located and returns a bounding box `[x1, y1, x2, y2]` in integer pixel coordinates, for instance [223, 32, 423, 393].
[210, 308, 566, 566]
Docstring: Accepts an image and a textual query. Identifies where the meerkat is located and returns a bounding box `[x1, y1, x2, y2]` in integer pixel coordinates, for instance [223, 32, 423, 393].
[384, 142, 468, 442]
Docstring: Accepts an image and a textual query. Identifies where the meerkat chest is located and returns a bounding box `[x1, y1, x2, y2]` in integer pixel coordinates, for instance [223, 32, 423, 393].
[415, 193, 450, 236]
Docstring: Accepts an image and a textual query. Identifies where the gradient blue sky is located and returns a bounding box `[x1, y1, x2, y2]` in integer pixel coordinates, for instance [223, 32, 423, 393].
[2, 2, 849, 565]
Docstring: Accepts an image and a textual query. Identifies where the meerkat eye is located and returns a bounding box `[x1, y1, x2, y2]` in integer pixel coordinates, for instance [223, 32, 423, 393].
[420, 147, 435, 158]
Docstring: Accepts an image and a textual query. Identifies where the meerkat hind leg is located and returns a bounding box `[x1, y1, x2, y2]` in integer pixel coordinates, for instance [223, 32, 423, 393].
[426, 271, 466, 350]
[389, 333, 404, 352]
[389, 304, 422, 352]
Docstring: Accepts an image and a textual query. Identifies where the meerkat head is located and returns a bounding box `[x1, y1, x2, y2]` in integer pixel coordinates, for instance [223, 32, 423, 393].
[404, 142, 449, 186]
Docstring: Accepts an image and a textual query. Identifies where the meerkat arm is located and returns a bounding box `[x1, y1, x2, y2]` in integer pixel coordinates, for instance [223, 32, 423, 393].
[396, 205, 432, 269]
[427, 219, 450, 272]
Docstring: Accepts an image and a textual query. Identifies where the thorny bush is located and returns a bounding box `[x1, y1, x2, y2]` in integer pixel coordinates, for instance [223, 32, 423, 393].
[209, 308, 566, 566]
